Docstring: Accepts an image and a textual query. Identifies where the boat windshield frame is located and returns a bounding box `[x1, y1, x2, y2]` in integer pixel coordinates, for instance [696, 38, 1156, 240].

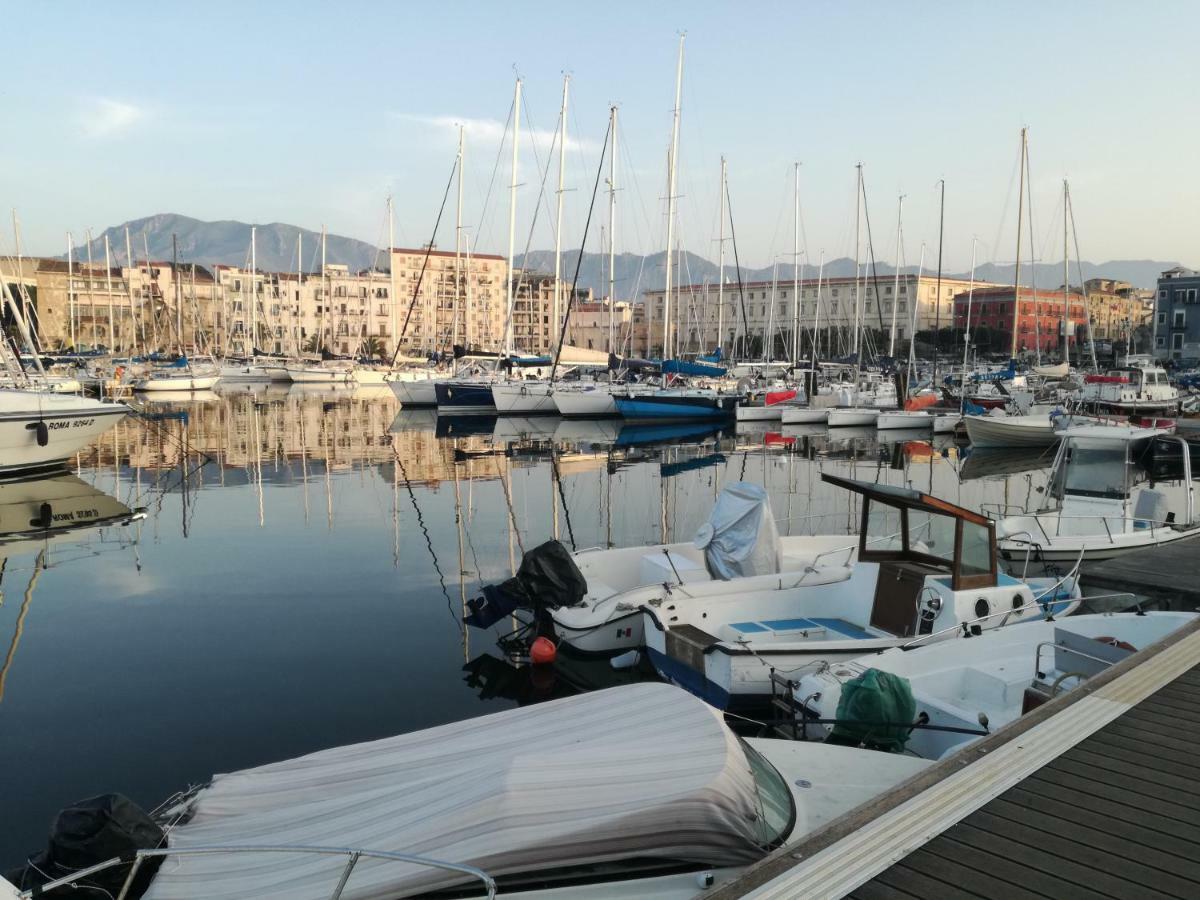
[822, 473, 998, 590]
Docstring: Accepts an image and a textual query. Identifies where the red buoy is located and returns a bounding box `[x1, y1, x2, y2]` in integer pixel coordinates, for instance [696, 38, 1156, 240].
[530, 636, 557, 665]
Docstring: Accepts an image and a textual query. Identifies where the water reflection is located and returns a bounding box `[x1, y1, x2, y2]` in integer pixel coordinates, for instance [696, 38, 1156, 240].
[2, 388, 1193, 867]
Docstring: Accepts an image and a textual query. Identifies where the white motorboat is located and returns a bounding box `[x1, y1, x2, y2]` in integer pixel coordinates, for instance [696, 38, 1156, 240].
[932, 413, 961, 434]
[4, 684, 930, 900]
[535, 482, 872, 655]
[995, 424, 1200, 562]
[641, 474, 1081, 710]
[964, 411, 1064, 448]
[795, 611, 1197, 760]
[876, 410, 933, 431]
[551, 382, 620, 417]
[1080, 361, 1179, 414]
[0, 391, 129, 474]
[734, 387, 805, 422]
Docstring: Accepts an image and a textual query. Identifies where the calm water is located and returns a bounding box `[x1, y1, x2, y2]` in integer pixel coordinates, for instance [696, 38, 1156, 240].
[0, 386, 1170, 864]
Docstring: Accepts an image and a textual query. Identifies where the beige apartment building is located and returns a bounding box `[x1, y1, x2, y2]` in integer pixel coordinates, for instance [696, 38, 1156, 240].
[1081, 278, 1153, 342]
[561, 300, 634, 354]
[641, 273, 987, 358]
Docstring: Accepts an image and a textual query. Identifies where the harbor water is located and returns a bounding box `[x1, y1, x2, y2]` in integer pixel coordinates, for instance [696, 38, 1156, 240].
[0, 386, 1182, 865]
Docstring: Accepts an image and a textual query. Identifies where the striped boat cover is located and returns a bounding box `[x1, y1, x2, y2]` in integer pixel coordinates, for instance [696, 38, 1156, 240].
[144, 683, 765, 899]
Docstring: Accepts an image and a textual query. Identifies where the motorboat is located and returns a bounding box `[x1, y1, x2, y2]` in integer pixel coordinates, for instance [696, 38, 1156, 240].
[932, 413, 960, 434]
[0, 391, 129, 474]
[0, 471, 143, 547]
[4, 683, 930, 900]
[964, 410, 1065, 449]
[507, 482, 875, 656]
[995, 423, 1200, 562]
[794, 611, 1197, 760]
[1080, 362, 1179, 414]
[641, 474, 1081, 710]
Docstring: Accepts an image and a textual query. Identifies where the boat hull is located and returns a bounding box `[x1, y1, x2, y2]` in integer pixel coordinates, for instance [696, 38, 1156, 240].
[435, 380, 497, 414]
[964, 414, 1059, 449]
[614, 392, 737, 421]
[389, 378, 439, 406]
[134, 373, 221, 392]
[286, 366, 355, 384]
[827, 407, 880, 427]
[780, 406, 828, 425]
[876, 411, 932, 430]
[553, 386, 619, 417]
[0, 395, 129, 474]
[491, 381, 558, 415]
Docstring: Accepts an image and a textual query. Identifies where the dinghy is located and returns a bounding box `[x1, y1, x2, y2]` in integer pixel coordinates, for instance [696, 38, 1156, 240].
[794, 610, 1197, 760]
[641, 474, 1080, 710]
[4, 684, 929, 900]
[0, 391, 129, 474]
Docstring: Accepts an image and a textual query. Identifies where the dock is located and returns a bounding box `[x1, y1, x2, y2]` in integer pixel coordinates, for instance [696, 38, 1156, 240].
[710, 615, 1200, 899]
[1082, 534, 1200, 608]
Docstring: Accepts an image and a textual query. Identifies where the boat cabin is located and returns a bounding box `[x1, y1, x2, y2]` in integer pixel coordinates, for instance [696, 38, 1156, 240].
[823, 473, 997, 638]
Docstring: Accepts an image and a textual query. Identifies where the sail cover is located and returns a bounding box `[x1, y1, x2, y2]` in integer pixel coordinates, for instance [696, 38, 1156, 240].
[143, 684, 766, 899]
[694, 482, 781, 579]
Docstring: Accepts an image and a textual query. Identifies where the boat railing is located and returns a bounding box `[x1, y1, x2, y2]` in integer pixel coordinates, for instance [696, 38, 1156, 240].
[18, 844, 498, 900]
[1032, 641, 1119, 694]
[805, 527, 915, 571]
[898, 583, 1085, 652]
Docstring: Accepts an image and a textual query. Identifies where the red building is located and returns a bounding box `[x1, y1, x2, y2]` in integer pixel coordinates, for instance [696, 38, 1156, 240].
[953, 287, 1088, 352]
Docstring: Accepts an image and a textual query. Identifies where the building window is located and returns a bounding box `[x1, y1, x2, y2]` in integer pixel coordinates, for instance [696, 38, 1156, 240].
[899, 285, 906, 295]
[1158, 312, 1167, 326]
[1173, 333, 1184, 350]
[1190, 289, 1198, 304]
[1174, 310, 1186, 328]
[1157, 336, 1166, 347]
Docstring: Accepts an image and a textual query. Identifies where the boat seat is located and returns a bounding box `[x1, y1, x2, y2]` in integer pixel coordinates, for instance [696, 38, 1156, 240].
[584, 580, 619, 602]
[807, 617, 873, 639]
[961, 666, 1021, 709]
[729, 618, 828, 640]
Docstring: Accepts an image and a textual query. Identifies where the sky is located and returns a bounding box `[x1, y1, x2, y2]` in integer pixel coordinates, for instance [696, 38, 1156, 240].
[3, 1, 1198, 273]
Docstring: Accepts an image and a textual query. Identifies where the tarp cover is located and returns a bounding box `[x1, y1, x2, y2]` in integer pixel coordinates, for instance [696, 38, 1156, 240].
[829, 668, 917, 753]
[694, 482, 781, 580]
[142, 684, 766, 899]
[464, 539, 586, 628]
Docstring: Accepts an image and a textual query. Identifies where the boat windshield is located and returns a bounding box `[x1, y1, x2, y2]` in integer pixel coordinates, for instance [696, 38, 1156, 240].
[1063, 446, 1128, 498]
[739, 739, 796, 848]
[906, 509, 956, 565]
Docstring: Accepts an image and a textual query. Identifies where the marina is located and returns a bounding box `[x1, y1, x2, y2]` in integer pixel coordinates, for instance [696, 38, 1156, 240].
[3, 4, 1199, 896]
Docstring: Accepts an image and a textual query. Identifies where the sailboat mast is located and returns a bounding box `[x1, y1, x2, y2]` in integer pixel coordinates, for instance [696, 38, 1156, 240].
[388, 195, 397, 357]
[172, 233, 182, 349]
[717, 156, 726, 359]
[932, 179, 945, 387]
[503, 78, 522, 356]
[85, 230, 96, 348]
[553, 75, 569, 352]
[103, 235, 115, 352]
[124, 227, 136, 354]
[455, 126, 466, 350]
[12, 211, 28, 329]
[813, 250, 825, 364]
[296, 231, 302, 357]
[852, 163, 862, 359]
[1062, 178, 1070, 368]
[961, 238, 978, 416]
[1010, 127, 1027, 360]
[66, 233, 75, 349]
[663, 34, 684, 359]
[888, 194, 904, 358]
[250, 225, 257, 354]
[792, 162, 801, 366]
[607, 106, 617, 354]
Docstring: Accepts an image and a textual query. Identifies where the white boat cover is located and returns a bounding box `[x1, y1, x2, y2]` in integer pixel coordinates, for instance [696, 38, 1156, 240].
[557, 344, 610, 366]
[144, 683, 766, 899]
[694, 482, 781, 580]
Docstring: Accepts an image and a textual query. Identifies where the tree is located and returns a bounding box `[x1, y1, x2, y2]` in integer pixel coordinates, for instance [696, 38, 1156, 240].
[303, 334, 323, 354]
[362, 336, 386, 360]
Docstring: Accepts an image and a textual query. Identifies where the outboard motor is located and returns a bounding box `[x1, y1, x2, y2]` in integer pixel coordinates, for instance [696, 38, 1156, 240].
[465, 540, 587, 629]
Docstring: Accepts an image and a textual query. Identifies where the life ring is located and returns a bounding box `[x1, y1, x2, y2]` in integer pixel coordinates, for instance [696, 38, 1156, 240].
[1093, 636, 1137, 652]
[114, 365, 125, 382]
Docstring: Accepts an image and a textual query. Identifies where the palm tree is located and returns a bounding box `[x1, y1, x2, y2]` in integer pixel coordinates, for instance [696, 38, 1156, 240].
[303, 334, 323, 355]
[362, 336, 386, 360]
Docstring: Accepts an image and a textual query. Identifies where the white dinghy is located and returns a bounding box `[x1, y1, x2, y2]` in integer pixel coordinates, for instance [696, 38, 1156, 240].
[995, 424, 1200, 562]
[543, 482, 868, 655]
[795, 610, 1197, 761]
[0, 391, 129, 474]
[5, 684, 930, 900]
[642, 474, 1081, 710]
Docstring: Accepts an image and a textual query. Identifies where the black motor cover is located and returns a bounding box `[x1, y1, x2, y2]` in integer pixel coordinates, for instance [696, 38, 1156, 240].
[5, 794, 164, 897]
[465, 540, 587, 629]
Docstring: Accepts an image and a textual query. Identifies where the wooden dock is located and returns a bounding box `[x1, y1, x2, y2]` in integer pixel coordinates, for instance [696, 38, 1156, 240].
[1082, 534, 1200, 608]
[710, 615, 1200, 899]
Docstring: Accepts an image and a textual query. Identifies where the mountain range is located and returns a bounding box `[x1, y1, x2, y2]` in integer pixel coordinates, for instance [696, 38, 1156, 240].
[67, 214, 1183, 294]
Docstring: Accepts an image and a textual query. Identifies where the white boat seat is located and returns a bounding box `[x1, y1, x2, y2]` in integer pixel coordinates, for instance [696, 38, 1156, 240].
[728, 617, 872, 640]
[584, 580, 619, 602]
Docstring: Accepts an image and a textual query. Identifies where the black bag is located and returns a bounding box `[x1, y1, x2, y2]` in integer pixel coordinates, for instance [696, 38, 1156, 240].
[4, 794, 164, 897]
[465, 540, 587, 629]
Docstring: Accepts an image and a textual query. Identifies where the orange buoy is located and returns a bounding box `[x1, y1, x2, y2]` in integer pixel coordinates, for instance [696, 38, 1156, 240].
[530, 636, 557, 665]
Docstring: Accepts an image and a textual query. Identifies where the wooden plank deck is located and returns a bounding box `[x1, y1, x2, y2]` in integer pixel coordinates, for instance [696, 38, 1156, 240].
[709, 616, 1200, 900]
[1082, 534, 1200, 607]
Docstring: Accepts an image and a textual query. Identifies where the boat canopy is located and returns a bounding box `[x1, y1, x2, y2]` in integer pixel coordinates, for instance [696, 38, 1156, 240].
[662, 358, 728, 378]
[694, 482, 781, 579]
[822, 474, 997, 590]
[144, 684, 767, 899]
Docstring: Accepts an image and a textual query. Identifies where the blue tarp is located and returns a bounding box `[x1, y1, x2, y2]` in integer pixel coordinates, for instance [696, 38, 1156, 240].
[661, 358, 728, 378]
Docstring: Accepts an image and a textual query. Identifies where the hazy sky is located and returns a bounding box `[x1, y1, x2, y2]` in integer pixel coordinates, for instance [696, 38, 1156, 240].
[3, 1, 1197, 272]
